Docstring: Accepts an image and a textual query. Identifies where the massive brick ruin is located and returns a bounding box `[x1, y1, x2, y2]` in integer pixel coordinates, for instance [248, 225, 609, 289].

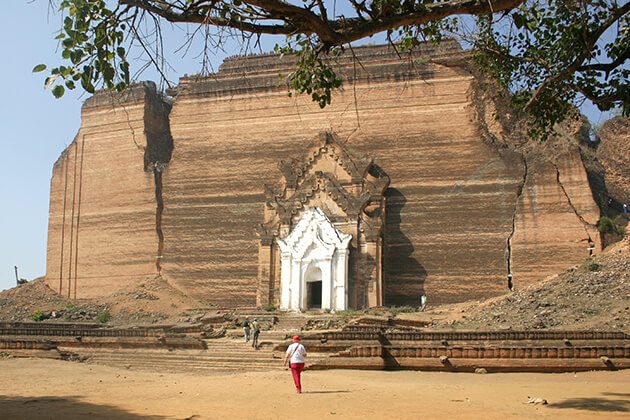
[45, 40, 602, 307]
[598, 117, 630, 207]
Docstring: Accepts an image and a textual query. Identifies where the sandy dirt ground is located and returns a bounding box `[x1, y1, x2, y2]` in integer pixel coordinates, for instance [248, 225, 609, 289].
[0, 358, 628, 419]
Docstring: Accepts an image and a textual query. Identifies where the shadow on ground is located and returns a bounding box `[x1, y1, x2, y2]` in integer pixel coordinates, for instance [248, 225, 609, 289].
[0, 395, 168, 419]
[302, 390, 350, 394]
[547, 392, 630, 413]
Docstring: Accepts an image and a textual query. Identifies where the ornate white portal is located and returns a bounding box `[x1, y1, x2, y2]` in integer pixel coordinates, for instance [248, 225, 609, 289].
[256, 132, 389, 310]
[277, 208, 352, 311]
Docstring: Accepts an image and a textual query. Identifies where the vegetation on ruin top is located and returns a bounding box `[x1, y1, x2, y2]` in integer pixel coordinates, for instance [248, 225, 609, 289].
[33, 0, 628, 139]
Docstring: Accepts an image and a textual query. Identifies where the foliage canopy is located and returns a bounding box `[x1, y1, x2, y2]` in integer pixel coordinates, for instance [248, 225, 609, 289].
[36, 0, 629, 136]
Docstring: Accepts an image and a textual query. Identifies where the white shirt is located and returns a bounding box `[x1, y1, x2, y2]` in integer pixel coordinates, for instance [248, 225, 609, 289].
[286, 343, 306, 363]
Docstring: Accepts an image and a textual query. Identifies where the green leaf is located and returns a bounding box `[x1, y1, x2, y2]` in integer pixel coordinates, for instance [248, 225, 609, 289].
[32, 64, 47, 73]
[512, 13, 526, 29]
[52, 85, 65, 98]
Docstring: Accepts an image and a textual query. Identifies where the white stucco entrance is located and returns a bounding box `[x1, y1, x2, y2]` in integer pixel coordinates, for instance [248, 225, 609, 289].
[277, 208, 352, 311]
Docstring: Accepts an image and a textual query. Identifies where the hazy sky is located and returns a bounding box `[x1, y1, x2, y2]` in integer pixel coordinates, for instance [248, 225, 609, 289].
[0, 2, 612, 292]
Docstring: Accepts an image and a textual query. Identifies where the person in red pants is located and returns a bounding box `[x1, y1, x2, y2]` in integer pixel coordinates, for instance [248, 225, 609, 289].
[284, 335, 307, 393]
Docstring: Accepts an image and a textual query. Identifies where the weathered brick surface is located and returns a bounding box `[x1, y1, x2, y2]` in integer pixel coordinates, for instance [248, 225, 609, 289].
[45, 43, 602, 307]
[45, 83, 171, 298]
[511, 147, 601, 288]
[598, 116, 630, 206]
[470, 77, 602, 292]
[162, 44, 523, 306]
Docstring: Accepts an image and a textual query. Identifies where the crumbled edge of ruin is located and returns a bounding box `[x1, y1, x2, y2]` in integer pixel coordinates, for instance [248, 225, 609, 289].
[468, 70, 611, 289]
[439, 237, 630, 331]
[172, 39, 465, 98]
[597, 116, 630, 205]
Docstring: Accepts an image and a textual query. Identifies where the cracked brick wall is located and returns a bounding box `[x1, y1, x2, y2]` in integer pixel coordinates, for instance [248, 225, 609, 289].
[160, 43, 524, 306]
[598, 117, 630, 206]
[45, 83, 172, 299]
[510, 148, 601, 289]
[45, 44, 602, 305]
[471, 75, 601, 291]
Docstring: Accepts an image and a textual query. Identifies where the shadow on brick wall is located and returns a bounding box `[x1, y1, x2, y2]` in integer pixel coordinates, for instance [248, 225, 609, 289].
[382, 188, 427, 306]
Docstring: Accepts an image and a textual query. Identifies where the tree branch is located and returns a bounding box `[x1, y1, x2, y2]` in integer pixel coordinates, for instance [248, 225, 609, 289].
[118, 0, 527, 46]
[243, 0, 339, 42]
[118, 0, 299, 35]
[524, 2, 630, 110]
[576, 46, 630, 78]
[570, 83, 624, 107]
[337, 0, 525, 42]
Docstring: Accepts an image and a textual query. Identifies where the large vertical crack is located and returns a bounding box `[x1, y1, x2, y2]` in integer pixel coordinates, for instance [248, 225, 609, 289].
[468, 76, 529, 291]
[552, 162, 596, 254]
[506, 155, 528, 291]
[153, 164, 166, 274]
[58, 144, 71, 294]
[142, 83, 173, 277]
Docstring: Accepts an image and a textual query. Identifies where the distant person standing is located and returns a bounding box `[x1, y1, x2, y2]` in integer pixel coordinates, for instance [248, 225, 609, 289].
[242, 316, 251, 343]
[624, 203, 628, 214]
[251, 318, 261, 349]
[284, 335, 307, 394]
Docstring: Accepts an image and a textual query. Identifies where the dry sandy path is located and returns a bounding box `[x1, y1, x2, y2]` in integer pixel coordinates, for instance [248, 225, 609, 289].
[0, 358, 628, 419]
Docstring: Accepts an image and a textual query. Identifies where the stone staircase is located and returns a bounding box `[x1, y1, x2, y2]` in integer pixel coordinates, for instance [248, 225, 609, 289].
[63, 315, 310, 374]
[67, 337, 285, 374]
[273, 313, 308, 333]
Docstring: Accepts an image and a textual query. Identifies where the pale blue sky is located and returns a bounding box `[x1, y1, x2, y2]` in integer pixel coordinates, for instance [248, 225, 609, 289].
[0, 2, 232, 291]
[0, 2, 612, 292]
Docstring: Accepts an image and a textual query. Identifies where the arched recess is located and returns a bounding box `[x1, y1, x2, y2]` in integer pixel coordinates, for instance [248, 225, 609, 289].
[305, 265, 323, 309]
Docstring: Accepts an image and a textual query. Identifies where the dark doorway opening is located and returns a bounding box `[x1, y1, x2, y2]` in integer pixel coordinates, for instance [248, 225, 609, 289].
[307, 281, 322, 309]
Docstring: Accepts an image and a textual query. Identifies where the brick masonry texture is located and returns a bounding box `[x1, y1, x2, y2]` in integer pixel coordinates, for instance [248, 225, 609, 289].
[598, 116, 630, 206]
[46, 83, 172, 299]
[45, 42, 602, 306]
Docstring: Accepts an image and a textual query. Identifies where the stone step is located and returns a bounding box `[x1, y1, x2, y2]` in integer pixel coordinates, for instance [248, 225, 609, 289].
[73, 351, 280, 362]
[80, 353, 286, 372]
[223, 331, 292, 341]
[274, 327, 304, 333]
[203, 344, 266, 349]
[82, 350, 325, 365]
[227, 331, 289, 338]
[203, 339, 284, 348]
[84, 354, 280, 365]
[274, 319, 306, 326]
[202, 346, 275, 354]
[81, 358, 280, 369]
[86, 360, 283, 373]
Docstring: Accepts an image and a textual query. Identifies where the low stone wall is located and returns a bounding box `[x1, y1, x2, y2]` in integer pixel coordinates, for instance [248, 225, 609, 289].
[0, 322, 201, 338]
[302, 328, 629, 342]
[309, 357, 630, 373]
[339, 344, 630, 359]
[285, 326, 630, 372]
[0, 322, 206, 356]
